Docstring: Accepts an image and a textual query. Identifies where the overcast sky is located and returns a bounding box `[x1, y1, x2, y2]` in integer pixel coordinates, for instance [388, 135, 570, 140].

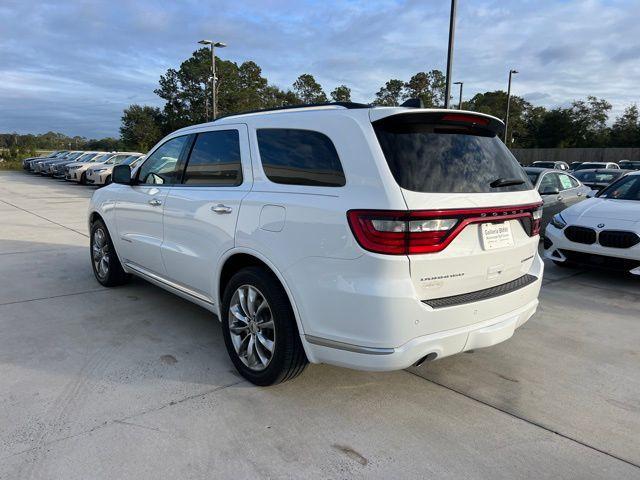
[1, 0, 638, 138]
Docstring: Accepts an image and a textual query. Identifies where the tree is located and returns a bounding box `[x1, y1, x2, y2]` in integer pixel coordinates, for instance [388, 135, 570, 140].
[373, 79, 404, 106]
[330, 85, 352, 102]
[293, 74, 327, 103]
[531, 108, 576, 148]
[120, 105, 163, 151]
[403, 70, 446, 107]
[610, 105, 640, 147]
[569, 96, 612, 147]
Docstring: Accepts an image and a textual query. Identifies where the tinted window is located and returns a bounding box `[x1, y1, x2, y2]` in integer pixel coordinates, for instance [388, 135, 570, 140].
[573, 171, 622, 184]
[532, 162, 555, 168]
[138, 136, 189, 185]
[374, 117, 531, 193]
[568, 175, 580, 188]
[183, 130, 242, 186]
[257, 129, 345, 187]
[526, 172, 540, 184]
[538, 173, 559, 193]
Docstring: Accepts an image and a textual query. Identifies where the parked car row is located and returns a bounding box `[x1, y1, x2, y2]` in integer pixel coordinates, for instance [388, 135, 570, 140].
[22, 150, 144, 185]
[530, 160, 640, 172]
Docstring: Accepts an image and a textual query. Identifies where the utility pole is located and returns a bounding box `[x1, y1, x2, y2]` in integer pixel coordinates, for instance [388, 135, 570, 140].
[444, 0, 457, 109]
[504, 69, 518, 143]
[454, 81, 463, 109]
[198, 39, 227, 120]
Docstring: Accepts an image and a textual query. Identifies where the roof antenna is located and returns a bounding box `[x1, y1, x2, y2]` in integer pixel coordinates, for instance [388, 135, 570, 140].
[400, 98, 424, 108]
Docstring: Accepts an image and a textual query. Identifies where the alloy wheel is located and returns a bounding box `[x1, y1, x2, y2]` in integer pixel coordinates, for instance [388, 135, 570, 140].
[92, 227, 110, 280]
[228, 285, 276, 371]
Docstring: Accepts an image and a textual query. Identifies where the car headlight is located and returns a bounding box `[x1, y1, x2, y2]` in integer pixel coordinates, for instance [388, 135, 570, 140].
[94, 168, 107, 173]
[550, 213, 567, 229]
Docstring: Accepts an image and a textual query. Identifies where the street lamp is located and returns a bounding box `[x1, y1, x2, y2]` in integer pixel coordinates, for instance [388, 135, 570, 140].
[453, 81, 463, 110]
[504, 69, 518, 143]
[198, 39, 227, 120]
[443, 0, 458, 109]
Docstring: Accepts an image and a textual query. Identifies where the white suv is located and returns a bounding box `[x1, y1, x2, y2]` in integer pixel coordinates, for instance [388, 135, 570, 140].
[88, 103, 544, 385]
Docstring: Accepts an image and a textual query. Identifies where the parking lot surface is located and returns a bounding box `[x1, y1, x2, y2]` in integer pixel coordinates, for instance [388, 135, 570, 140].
[1, 171, 639, 479]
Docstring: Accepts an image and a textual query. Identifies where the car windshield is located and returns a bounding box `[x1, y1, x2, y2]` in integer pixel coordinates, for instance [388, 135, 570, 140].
[65, 152, 83, 160]
[104, 154, 127, 164]
[122, 155, 141, 165]
[533, 162, 555, 168]
[80, 153, 99, 162]
[598, 175, 640, 201]
[573, 171, 622, 184]
[374, 114, 532, 193]
[619, 161, 640, 170]
[574, 163, 606, 171]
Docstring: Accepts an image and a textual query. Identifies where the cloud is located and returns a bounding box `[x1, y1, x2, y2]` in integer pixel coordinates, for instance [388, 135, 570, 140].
[0, 0, 638, 137]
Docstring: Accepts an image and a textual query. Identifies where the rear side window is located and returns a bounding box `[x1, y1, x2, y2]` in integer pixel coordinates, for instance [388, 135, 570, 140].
[256, 129, 345, 187]
[183, 130, 242, 186]
[374, 114, 532, 193]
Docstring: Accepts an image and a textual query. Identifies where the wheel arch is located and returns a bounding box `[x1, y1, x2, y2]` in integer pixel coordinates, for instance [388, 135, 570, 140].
[215, 248, 312, 358]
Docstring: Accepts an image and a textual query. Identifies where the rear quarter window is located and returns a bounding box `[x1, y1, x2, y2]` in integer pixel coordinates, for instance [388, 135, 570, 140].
[256, 129, 345, 187]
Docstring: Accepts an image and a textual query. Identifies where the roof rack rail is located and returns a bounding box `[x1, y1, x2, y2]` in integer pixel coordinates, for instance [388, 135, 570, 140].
[214, 101, 372, 121]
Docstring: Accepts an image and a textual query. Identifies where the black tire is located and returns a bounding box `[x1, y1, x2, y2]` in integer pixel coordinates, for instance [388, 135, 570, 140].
[105, 175, 112, 185]
[221, 266, 308, 386]
[80, 171, 87, 185]
[90, 219, 130, 287]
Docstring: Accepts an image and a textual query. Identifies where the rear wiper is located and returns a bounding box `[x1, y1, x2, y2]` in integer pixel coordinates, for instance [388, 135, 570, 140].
[490, 178, 525, 188]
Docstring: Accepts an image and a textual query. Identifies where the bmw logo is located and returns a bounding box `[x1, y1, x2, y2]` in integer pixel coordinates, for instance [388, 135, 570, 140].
[597, 223, 605, 228]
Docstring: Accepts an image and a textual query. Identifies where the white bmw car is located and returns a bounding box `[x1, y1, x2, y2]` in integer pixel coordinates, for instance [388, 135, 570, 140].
[544, 171, 640, 275]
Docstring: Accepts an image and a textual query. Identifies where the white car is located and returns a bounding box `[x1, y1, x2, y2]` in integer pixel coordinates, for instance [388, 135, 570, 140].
[65, 152, 114, 183]
[85, 153, 144, 185]
[88, 103, 544, 385]
[544, 171, 640, 275]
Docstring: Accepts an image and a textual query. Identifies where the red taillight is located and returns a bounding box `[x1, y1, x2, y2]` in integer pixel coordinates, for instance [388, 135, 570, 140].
[347, 203, 543, 255]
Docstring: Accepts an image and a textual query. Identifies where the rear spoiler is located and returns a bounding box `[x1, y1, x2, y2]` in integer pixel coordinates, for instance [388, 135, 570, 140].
[370, 109, 505, 136]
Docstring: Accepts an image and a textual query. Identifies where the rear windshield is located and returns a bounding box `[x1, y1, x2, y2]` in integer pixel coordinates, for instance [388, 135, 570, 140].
[533, 162, 555, 168]
[374, 114, 532, 193]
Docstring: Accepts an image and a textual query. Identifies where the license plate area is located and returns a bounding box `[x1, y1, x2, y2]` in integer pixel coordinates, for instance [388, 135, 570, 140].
[481, 222, 514, 250]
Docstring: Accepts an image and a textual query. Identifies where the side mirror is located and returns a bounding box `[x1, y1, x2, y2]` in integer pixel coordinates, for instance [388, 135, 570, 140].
[540, 187, 560, 196]
[112, 164, 133, 185]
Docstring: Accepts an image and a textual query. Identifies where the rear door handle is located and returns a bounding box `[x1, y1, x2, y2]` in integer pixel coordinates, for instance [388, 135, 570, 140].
[211, 204, 232, 214]
[148, 198, 162, 206]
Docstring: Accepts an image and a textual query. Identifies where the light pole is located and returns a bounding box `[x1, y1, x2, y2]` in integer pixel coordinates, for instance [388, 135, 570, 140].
[444, 0, 457, 109]
[198, 39, 226, 120]
[504, 69, 518, 143]
[453, 81, 463, 109]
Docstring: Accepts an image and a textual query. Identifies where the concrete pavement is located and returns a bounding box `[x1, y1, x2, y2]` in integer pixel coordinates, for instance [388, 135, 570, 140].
[1, 171, 639, 479]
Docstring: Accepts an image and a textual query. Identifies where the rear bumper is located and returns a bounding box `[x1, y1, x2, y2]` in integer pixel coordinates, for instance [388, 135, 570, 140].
[290, 252, 544, 371]
[303, 297, 538, 371]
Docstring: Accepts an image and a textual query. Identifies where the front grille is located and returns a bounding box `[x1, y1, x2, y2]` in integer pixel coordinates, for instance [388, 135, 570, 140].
[599, 230, 640, 249]
[560, 250, 640, 272]
[422, 274, 538, 309]
[565, 226, 596, 245]
[543, 237, 553, 250]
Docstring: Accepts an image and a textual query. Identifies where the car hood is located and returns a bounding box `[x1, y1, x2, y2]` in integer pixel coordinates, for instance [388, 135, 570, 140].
[562, 197, 640, 224]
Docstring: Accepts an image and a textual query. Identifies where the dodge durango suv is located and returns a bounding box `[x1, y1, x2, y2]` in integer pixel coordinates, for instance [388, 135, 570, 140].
[88, 103, 544, 385]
